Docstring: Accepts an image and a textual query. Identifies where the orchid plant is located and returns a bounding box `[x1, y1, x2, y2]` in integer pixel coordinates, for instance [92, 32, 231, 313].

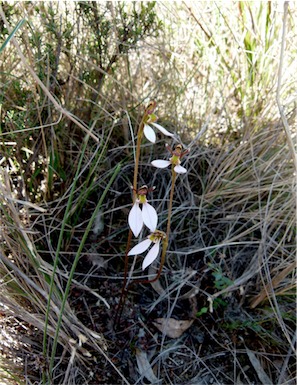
[115, 101, 190, 326]
[126, 104, 189, 273]
[116, 101, 189, 325]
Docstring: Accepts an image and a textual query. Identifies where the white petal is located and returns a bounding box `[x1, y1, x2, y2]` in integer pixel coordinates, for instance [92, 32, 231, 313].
[143, 124, 156, 143]
[142, 202, 158, 232]
[151, 122, 174, 137]
[174, 164, 187, 174]
[128, 203, 143, 237]
[151, 160, 171, 169]
[128, 239, 152, 256]
[142, 242, 160, 270]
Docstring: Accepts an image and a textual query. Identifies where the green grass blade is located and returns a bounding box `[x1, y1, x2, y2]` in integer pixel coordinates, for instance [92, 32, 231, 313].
[49, 163, 121, 374]
[0, 18, 26, 54]
[42, 134, 93, 383]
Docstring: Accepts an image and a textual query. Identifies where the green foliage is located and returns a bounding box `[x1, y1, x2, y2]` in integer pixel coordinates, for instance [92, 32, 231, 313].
[191, 1, 287, 124]
[77, 1, 162, 83]
[196, 306, 208, 317]
[209, 264, 234, 291]
[223, 318, 262, 333]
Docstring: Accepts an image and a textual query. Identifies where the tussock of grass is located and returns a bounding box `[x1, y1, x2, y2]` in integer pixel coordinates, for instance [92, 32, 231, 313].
[0, 1, 296, 384]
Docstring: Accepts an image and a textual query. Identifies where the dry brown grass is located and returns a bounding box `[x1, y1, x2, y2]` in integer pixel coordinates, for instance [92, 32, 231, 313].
[0, 1, 296, 384]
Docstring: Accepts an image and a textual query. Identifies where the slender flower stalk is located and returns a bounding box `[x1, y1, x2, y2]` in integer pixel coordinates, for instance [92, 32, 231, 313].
[125, 107, 151, 265]
[151, 145, 189, 281]
[148, 168, 177, 283]
[115, 101, 160, 327]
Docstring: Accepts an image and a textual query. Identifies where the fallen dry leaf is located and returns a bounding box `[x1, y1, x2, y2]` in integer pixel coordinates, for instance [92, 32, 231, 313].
[246, 348, 273, 385]
[153, 318, 194, 338]
[135, 348, 159, 384]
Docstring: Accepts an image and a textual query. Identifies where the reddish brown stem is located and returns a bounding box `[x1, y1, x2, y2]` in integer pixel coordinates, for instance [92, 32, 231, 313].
[114, 103, 154, 327]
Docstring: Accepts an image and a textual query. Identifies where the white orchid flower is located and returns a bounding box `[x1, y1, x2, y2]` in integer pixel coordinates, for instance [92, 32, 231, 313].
[128, 230, 166, 270]
[128, 185, 158, 237]
[151, 144, 189, 174]
[143, 113, 174, 143]
[144, 122, 174, 144]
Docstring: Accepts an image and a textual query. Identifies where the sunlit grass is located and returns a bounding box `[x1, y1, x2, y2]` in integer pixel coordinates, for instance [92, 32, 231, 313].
[0, 1, 296, 384]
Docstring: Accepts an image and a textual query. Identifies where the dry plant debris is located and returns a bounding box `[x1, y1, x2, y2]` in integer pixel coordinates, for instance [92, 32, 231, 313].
[0, 2, 296, 384]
